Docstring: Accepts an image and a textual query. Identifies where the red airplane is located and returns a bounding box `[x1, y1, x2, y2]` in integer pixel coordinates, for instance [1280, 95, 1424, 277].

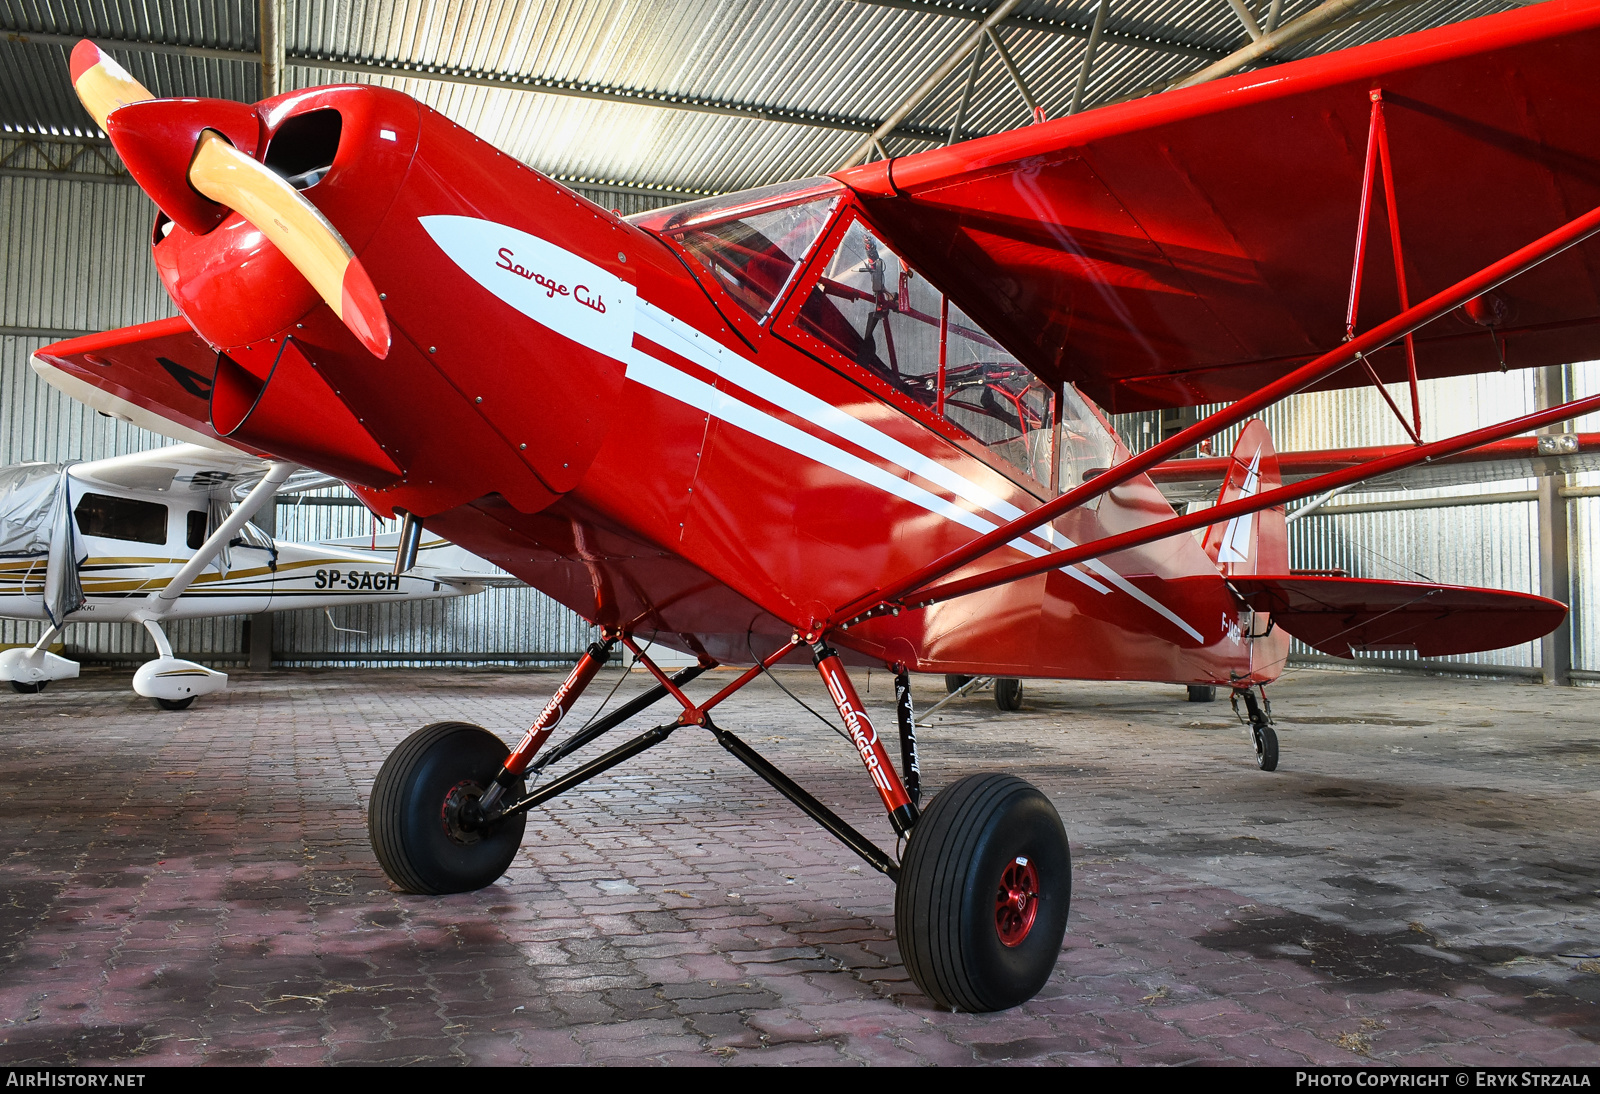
[34, 0, 1600, 1011]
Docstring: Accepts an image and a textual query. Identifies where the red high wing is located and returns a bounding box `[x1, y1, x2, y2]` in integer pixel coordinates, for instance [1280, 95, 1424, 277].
[835, 0, 1600, 412]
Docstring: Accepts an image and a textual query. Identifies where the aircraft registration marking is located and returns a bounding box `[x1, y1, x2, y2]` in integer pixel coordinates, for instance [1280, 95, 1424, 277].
[313, 569, 403, 591]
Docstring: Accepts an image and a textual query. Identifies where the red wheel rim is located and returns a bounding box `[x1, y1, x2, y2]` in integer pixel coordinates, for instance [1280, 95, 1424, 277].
[995, 856, 1040, 947]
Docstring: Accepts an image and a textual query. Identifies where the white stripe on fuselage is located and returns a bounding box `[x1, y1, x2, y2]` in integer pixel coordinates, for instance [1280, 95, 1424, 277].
[632, 301, 1203, 641]
[631, 306, 1108, 593]
[422, 215, 1200, 641]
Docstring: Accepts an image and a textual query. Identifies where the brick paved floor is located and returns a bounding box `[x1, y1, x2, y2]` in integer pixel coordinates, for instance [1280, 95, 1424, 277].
[0, 663, 1597, 1066]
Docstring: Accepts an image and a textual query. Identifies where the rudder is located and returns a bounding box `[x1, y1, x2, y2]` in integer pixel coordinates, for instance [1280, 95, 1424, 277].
[1201, 419, 1286, 578]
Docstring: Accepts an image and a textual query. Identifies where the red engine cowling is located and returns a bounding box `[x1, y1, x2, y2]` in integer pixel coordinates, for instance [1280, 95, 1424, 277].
[211, 337, 401, 488]
[149, 86, 421, 351]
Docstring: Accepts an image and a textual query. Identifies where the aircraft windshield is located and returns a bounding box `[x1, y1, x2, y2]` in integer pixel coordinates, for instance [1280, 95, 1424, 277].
[796, 218, 1056, 486]
[630, 178, 843, 321]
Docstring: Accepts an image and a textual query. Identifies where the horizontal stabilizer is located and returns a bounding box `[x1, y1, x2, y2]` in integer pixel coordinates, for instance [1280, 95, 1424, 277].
[1229, 576, 1565, 659]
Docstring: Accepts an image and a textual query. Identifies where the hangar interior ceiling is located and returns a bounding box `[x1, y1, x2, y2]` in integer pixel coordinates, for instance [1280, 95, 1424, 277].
[2, 0, 1597, 679]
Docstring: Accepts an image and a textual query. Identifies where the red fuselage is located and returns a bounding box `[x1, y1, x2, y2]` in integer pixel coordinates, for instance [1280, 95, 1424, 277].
[48, 84, 1281, 685]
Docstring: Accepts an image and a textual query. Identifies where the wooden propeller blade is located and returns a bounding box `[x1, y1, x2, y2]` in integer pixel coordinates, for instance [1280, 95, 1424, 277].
[187, 131, 391, 359]
[72, 40, 389, 358]
[70, 40, 153, 131]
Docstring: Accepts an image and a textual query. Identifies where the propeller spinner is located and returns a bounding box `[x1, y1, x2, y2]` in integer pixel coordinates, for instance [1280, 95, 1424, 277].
[70, 40, 391, 359]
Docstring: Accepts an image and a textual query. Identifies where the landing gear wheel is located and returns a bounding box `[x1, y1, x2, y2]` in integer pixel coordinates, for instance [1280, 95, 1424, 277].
[1186, 684, 1216, 703]
[944, 674, 973, 694]
[1253, 723, 1279, 772]
[1233, 687, 1279, 772]
[896, 772, 1071, 1012]
[369, 721, 527, 895]
[11, 680, 46, 694]
[994, 677, 1023, 711]
[153, 696, 193, 711]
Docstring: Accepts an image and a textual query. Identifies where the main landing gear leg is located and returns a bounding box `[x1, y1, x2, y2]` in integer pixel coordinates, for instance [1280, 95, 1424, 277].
[367, 637, 1071, 1011]
[811, 646, 1071, 1012]
[1232, 684, 1279, 772]
[368, 635, 716, 895]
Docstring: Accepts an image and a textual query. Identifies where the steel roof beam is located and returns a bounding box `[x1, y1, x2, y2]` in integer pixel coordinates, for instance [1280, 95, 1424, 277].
[843, 0, 1249, 61]
[838, 0, 1025, 168]
[2, 29, 948, 144]
[1, 131, 712, 199]
[1068, 0, 1111, 116]
[259, 0, 285, 99]
[1175, 0, 1400, 88]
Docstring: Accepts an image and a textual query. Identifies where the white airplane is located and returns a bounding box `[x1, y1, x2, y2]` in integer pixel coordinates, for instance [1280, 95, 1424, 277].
[0, 443, 511, 708]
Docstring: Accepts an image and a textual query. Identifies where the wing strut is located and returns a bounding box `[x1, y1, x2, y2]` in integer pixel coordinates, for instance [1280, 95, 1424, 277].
[131, 460, 297, 622]
[1346, 88, 1422, 444]
[898, 390, 1600, 611]
[829, 195, 1600, 627]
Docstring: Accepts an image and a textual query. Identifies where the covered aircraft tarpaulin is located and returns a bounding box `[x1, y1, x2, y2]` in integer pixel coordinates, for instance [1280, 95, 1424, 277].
[0, 462, 62, 558]
[0, 462, 86, 624]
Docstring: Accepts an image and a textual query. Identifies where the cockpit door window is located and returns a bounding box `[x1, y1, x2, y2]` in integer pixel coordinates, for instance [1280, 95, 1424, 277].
[785, 213, 1056, 488]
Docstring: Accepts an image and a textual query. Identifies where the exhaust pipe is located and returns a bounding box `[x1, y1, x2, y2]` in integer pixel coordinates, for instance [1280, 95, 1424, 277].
[393, 510, 423, 576]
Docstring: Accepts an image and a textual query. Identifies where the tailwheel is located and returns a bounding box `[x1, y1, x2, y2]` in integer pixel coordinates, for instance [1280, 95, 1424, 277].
[1253, 722, 1279, 771]
[1232, 687, 1279, 772]
[369, 721, 527, 894]
[994, 677, 1023, 711]
[11, 680, 46, 694]
[896, 773, 1071, 1012]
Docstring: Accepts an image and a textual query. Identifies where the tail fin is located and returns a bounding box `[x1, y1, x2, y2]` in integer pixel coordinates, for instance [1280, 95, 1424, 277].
[1201, 419, 1287, 577]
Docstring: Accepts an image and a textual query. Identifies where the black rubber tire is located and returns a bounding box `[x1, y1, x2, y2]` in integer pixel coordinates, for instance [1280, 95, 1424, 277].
[153, 696, 194, 711]
[994, 677, 1023, 711]
[1254, 723, 1280, 772]
[896, 773, 1071, 1013]
[11, 680, 46, 694]
[369, 721, 526, 895]
[944, 674, 973, 695]
[1186, 684, 1217, 703]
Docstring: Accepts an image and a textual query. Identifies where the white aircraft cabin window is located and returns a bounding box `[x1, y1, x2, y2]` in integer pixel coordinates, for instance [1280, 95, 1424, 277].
[798, 219, 943, 407]
[187, 510, 207, 550]
[797, 219, 1056, 486]
[940, 299, 1056, 486]
[637, 180, 840, 322]
[1058, 384, 1117, 510]
[74, 492, 168, 545]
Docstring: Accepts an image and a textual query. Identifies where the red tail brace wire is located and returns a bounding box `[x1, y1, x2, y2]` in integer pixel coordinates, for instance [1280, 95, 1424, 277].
[811, 643, 919, 835]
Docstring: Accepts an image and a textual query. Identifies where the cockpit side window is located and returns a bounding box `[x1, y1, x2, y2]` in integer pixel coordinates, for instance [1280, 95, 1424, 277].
[74, 492, 168, 545]
[797, 219, 942, 407]
[788, 214, 1057, 488]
